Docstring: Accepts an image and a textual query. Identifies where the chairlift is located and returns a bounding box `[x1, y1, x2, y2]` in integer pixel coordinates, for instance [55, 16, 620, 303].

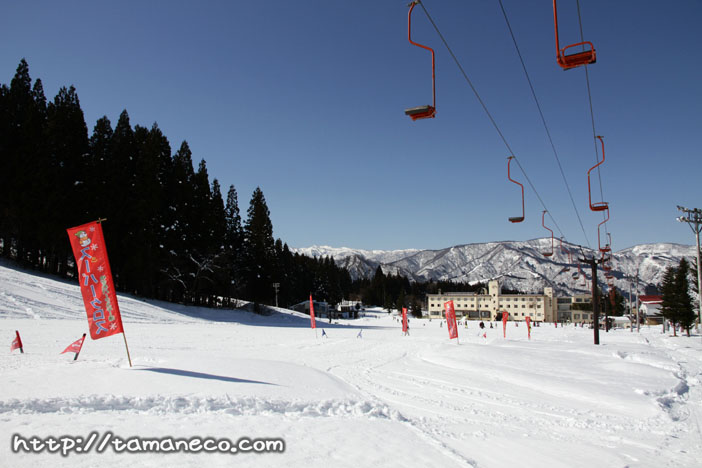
[405, 1, 436, 121]
[598, 207, 611, 253]
[507, 156, 525, 223]
[542, 210, 554, 257]
[559, 237, 570, 270]
[588, 136, 608, 212]
[553, 0, 596, 70]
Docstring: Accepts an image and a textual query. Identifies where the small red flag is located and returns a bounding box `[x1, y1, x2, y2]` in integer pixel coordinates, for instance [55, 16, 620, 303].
[11, 330, 23, 353]
[61, 334, 86, 357]
[402, 307, 408, 334]
[502, 311, 508, 338]
[443, 301, 458, 340]
[309, 295, 316, 329]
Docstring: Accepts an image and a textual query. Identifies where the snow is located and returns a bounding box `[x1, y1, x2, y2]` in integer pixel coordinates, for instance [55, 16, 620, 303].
[1, 261, 702, 467]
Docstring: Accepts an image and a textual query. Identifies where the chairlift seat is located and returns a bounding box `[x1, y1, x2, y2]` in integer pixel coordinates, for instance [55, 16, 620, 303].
[509, 216, 524, 223]
[405, 105, 436, 121]
[558, 45, 596, 70]
[590, 201, 608, 212]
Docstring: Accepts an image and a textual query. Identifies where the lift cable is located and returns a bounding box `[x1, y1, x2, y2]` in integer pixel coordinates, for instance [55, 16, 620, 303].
[576, 0, 610, 240]
[417, 1, 568, 242]
[497, 0, 592, 249]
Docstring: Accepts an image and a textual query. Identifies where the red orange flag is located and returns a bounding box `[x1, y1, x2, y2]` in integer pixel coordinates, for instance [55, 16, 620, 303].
[10, 330, 23, 353]
[61, 334, 86, 360]
[66, 221, 124, 340]
[443, 301, 459, 341]
[309, 295, 316, 329]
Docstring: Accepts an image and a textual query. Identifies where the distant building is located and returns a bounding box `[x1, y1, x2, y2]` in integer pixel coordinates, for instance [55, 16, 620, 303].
[639, 295, 663, 324]
[336, 300, 363, 319]
[291, 300, 330, 318]
[425, 279, 556, 322]
[560, 294, 594, 324]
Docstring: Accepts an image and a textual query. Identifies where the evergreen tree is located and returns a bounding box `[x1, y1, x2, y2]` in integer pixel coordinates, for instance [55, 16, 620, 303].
[45, 85, 89, 275]
[3, 60, 47, 266]
[243, 187, 275, 306]
[675, 258, 696, 336]
[224, 185, 244, 300]
[160, 141, 197, 302]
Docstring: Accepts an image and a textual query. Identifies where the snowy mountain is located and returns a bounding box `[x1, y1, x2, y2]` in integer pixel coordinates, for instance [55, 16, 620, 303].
[294, 240, 697, 296]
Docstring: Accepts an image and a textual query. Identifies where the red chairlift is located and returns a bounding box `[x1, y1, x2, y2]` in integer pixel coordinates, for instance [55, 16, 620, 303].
[553, 0, 596, 70]
[507, 156, 525, 223]
[405, 1, 436, 121]
[588, 136, 608, 212]
[560, 237, 570, 270]
[542, 210, 554, 257]
[598, 208, 611, 254]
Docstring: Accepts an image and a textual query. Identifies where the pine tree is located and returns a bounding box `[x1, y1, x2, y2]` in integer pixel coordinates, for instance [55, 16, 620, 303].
[160, 141, 197, 302]
[224, 185, 244, 300]
[660, 266, 677, 334]
[243, 187, 275, 306]
[675, 258, 695, 336]
[3, 60, 47, 266]
[45, 85, 90, 275]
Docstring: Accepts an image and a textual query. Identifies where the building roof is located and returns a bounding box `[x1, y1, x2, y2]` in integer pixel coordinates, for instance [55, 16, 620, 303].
[639, 295, 662, 304]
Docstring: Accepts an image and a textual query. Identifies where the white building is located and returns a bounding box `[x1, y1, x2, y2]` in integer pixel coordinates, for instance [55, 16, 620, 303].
[425, 279, 556, 322]
[638, 295, 663, 324]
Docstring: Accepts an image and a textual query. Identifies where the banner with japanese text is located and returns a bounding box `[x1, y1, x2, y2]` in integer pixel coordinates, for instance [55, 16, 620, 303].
[525, 316, 531, 340]
[402, 307, 408, 333]
[502, 310, 508, 338]
[67, 221, 124, 340]
[309, 295, 316, 329]
[443, 301, 458, 340]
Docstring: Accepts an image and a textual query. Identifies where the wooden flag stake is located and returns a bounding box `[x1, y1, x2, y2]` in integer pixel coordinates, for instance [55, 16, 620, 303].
[122, 332, 133, 367]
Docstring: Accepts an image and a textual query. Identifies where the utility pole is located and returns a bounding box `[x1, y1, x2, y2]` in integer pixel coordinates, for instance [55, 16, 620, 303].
[676, 206, 702, 333]
[273, 283, 280, 307]
[580, 255, 609, 345]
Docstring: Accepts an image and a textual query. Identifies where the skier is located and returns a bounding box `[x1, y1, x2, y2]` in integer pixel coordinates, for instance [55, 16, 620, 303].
[479, 321, 485, 330]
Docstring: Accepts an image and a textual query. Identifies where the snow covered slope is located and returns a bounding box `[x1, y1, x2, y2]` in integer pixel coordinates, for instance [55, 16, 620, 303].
[295, 240, 696, 295]
[1, 261, 702, 468]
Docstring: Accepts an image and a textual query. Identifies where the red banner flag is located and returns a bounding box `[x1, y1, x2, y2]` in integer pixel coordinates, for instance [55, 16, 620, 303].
[309, 294, 316, 329]
[61, 334, 86, 356]
[11, 330, 23, 353]
[525, 316, 532, 340]
[502, 311, 508, 338]
[402, 307, 408, 334]
[443, 301, 458, 340]
[67, 221, 124, 340]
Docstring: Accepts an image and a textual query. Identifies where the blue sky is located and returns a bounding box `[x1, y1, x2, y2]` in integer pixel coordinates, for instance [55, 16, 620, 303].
[3, 1, 701, 251]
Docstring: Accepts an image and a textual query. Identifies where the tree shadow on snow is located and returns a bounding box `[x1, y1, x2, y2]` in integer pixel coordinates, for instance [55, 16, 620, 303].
[136, 367, 277, 385]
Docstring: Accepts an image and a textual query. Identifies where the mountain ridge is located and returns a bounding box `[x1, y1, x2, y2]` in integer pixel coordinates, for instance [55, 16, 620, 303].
[293, 240, 696, 296]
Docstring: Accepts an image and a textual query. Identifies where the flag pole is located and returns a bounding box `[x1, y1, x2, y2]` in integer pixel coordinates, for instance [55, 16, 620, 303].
[74, 333, 86, 361]
[121, 332, 133, 367]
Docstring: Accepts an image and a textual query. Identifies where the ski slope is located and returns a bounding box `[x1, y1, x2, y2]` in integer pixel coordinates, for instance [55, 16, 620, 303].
[1, 261, 701, 468]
